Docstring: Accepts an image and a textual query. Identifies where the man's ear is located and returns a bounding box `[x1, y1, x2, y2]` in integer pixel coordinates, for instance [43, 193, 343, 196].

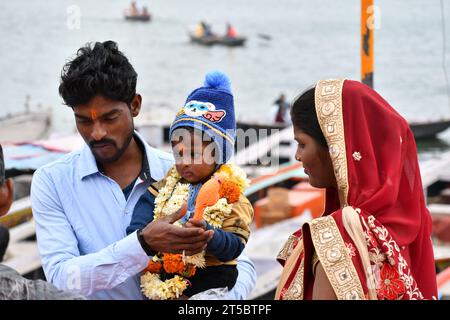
[130, 94, 142, 117]
[0, 179, 14, 217]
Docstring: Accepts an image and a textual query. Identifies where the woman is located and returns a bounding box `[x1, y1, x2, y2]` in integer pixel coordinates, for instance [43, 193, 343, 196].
[275, 79, 437, 300]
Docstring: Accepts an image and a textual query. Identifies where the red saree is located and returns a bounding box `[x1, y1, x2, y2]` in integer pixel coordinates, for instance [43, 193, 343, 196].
[275, 79, 437, 300]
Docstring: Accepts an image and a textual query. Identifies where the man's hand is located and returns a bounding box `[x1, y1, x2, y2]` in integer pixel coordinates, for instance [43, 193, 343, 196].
[141, 205, 213, 255]
[185, 218, 207, 230]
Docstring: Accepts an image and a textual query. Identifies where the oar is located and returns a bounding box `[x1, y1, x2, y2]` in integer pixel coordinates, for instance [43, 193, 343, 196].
[257, 33, 272, 41]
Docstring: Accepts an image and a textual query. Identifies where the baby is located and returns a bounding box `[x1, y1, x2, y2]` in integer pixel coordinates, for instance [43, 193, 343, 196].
[127, 71, 253, 299]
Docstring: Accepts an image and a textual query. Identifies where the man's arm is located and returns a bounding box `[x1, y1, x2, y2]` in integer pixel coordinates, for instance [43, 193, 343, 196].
[31, 169, 151, 297]
[225, 249, 256, 300]
[31, 168, 212, 297]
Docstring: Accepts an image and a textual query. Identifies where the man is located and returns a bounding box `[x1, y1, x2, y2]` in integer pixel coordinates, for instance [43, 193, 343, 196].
[31, 41, 256, 299]
[0, 145, 84, 299]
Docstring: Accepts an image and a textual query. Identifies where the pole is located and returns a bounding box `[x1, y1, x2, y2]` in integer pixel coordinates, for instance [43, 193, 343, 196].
[361, 0, 374, 88]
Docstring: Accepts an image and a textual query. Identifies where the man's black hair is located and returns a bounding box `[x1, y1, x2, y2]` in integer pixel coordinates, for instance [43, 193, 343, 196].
[59, 40, 137, 108]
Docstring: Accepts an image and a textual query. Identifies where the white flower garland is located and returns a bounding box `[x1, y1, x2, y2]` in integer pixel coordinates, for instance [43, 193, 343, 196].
[203, 198, 233, 228]
[141, 273, 188, 300]
[153, 167, 189, 221]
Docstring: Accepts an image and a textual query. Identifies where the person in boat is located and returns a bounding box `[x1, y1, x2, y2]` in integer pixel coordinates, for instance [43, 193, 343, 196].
[142, 6, 149, 17]
[276, 79, 437, 300]
[273, 93, 290, 124]
[195, 21, 213, 38]
[30, 41, 256, 300]
[127, 71, 253, 299]
[194, 21, 206, 37]
[129, 1, 139, 16]
[225, 23, 238, 38]
[0, 145, 84, 299]
[201, 21, 214, 37]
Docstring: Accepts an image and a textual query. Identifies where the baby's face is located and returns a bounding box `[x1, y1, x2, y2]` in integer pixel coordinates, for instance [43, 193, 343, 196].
[171, 129, 217, 184]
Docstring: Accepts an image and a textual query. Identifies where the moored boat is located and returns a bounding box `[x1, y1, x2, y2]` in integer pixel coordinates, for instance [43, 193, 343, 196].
[0, 109, 52, 144]
[409, 119, 450, 140]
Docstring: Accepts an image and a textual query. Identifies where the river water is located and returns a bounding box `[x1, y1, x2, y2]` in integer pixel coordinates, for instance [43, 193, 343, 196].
[1, 0, 450, 158]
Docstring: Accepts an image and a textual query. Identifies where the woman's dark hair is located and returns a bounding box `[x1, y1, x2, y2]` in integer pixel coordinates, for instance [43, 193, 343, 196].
[59, 41, 137, 108]
[290, 87, 328, 148]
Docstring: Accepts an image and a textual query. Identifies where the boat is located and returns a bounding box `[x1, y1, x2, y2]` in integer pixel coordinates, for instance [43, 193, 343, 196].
[0, 109, 52, 144]
[409, 119, 450, 140]
[124, 14, 151, 22]
[188, 33, 247, 47]
[123, 8, 151, 22]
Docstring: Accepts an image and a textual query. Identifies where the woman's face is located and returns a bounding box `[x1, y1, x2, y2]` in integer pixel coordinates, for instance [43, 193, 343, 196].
[293, 126, 337, 189]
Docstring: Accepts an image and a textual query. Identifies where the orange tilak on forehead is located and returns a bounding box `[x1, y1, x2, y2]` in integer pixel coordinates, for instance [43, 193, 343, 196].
[91, 109, 98, 120]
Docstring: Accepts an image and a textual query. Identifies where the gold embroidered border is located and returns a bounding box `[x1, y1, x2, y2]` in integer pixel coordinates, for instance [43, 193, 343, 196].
[315, 79, 349, 207]
[283, 258, 305, 300]
[308, 216, 365, 300]
[277, 234, 300, 262]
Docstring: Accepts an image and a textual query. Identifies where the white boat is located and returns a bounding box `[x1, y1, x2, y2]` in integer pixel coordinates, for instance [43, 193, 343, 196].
[0, 109, 52, 144]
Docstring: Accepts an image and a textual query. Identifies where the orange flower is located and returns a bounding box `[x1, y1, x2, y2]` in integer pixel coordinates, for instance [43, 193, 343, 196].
[146, 260, 163, 273]
[219, 180, 241, 203]
[182, 265, 197, 278]
[163, 253, 186, 274]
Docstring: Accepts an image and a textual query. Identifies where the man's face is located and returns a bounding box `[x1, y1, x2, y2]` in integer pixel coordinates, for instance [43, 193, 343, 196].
[73, 94, 141, 164]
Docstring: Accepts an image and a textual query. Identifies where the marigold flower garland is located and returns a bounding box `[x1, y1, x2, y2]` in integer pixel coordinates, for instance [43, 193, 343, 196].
[140, 164, 250, 300]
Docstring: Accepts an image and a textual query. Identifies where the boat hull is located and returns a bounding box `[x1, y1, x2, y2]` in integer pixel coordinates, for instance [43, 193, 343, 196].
[189, 34, 246, 47]
[410, 120, 450, 139]
[124, 15, 151, 22]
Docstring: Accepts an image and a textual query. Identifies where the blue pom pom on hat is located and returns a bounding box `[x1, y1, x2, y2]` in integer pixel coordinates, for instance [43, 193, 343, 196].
[169, 70, 236, 164]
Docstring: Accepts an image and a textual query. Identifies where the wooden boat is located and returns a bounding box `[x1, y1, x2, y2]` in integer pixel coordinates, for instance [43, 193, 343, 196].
[0, 109, 52, 144]
[189, 33, 247, 47]
[124, 14, 151, 22]
[123, 8, 151, 22]
[409, 119, 450, 140]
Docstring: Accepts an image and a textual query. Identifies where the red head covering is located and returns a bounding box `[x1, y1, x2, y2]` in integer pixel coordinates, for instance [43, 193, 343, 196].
[276, 79, 437, 300]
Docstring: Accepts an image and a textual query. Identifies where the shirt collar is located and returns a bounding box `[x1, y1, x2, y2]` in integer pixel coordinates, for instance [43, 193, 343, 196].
[78, 130, 165, 182]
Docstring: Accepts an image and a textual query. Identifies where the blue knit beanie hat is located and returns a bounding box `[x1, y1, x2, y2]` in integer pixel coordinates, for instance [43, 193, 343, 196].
[169, 71, 236, 164]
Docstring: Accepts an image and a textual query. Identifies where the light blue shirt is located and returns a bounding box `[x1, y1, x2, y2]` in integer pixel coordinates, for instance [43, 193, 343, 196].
[31, 131, 256, 300]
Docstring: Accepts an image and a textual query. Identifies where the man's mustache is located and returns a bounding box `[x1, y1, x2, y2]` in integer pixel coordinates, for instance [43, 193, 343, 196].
[89, 138, 116, 148]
